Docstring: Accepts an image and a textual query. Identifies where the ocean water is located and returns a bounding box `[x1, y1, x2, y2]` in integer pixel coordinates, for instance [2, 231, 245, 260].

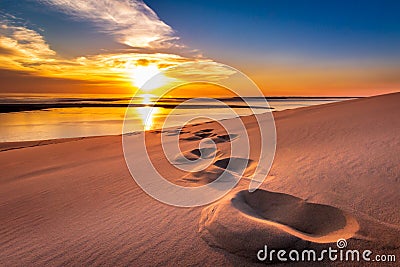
[0, 94, 354, 142]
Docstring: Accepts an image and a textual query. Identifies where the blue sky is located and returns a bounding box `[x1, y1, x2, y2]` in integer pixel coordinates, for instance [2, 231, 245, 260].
[145, 0, 400, 64]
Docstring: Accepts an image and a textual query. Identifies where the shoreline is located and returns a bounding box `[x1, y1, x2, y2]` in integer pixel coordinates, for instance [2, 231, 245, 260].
[0, 95, 363, 150]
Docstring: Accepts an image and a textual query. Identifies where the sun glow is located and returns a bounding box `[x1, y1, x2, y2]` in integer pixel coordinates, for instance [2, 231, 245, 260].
[129, 65, 172, 92]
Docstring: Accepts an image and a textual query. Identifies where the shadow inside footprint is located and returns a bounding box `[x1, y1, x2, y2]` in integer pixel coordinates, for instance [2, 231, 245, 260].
[190, 147, 217, 159]
[195, 132, 214, 138]
[236, 190, 347, 235]
[214, 157, 253, 173]
[213, 134, 239, 143]
[181, 136, 202, 141]
[182, 129, 217, 141]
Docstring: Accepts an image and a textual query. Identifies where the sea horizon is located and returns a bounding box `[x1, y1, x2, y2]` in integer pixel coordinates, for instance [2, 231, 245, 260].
[0, 93, 356, 142]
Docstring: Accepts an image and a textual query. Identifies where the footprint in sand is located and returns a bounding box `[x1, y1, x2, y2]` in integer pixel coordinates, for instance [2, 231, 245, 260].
[203, 133, 239, 144]
[199, 189, 359, 259]
[174, 147, 220, 163]
[175, 130, 252, 186]
[180, 128, 239, 144]
[181, 157, 253, 185]
[190, 147, 219, 159]
[214, 157, 253, 173]
[181, 165, 236, 184]
[181, 129, 216, 141]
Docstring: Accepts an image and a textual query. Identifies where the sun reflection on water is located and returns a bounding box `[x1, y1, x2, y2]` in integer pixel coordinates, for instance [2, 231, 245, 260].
[137, 106, 162, 131]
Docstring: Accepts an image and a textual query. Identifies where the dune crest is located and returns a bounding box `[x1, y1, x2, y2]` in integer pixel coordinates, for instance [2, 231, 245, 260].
[199, 189, 359, 257]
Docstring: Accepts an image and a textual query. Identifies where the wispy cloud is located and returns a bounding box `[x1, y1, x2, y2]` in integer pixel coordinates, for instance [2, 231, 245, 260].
[0, 16, 194, 87]
[0, 20, 56, 71]
[39, 0, 181, 49]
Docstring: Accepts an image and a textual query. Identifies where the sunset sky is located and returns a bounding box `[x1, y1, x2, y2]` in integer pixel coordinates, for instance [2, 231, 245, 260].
[0, 0, 399, 96]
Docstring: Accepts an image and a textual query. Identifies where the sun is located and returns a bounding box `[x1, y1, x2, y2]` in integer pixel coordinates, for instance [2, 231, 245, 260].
[130, 65, 159, 89]
[130, 64, 172, 92]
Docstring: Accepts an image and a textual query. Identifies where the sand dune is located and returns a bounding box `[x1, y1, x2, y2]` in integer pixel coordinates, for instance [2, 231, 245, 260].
[1, 93, 399, 265]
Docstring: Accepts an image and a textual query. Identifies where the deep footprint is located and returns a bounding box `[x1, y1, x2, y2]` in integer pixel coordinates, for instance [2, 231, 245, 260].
[199, 190, 359, 258]
[190, 147, 217, 158]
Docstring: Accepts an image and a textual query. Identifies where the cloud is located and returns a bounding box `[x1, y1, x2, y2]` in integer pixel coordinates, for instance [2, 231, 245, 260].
[0, 21, 57, 71]
[136, 58, 150, 66]
[163, 61, 237, 82]
[0, 17, 195, 87]
[39, 0, 181, 49]
[68, 52, 194, 82]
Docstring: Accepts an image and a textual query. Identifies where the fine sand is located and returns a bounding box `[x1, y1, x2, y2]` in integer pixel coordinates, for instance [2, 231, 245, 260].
[0, 93, 399, 266]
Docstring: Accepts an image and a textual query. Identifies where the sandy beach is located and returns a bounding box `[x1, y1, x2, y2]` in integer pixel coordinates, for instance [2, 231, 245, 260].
[1, 93, 399, 266]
